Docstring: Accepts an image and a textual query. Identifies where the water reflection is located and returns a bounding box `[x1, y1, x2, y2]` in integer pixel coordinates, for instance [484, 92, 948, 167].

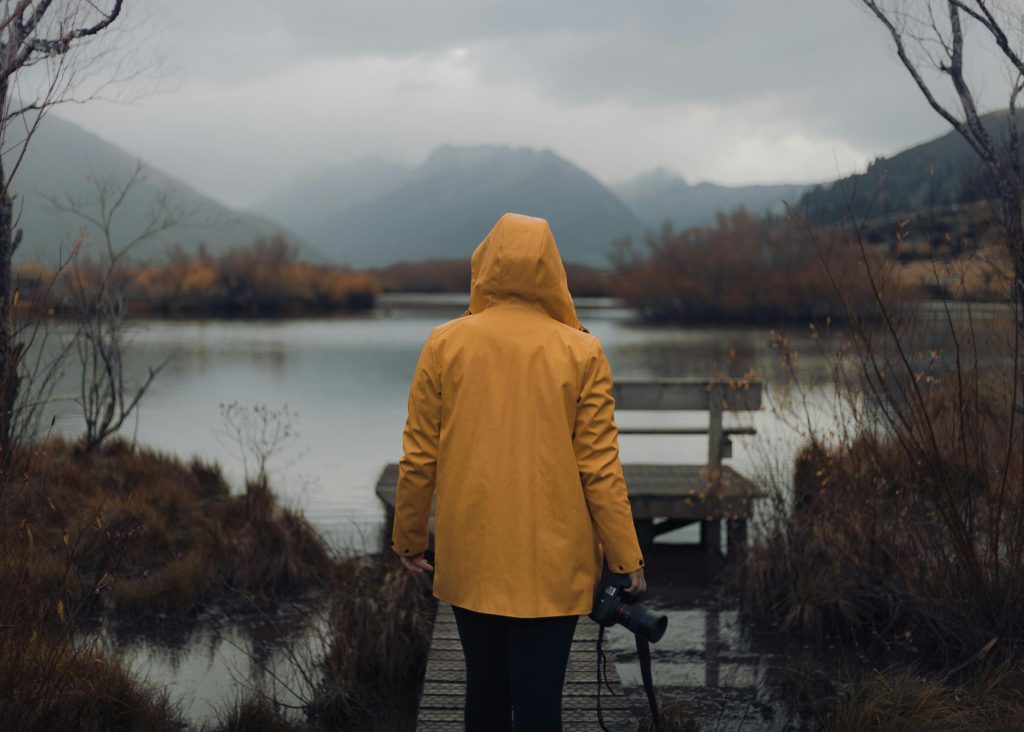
[94, 603, 329, 725]
[603, 546, 827, 730]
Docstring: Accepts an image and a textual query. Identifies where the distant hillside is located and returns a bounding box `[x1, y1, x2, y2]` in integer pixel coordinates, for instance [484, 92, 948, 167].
[255, 155, 412, 249]
[257, 144, 647, 267]
[6, 113, 328, 268]
[798, 110, 1008, 223]
[611, 168, 808, 230]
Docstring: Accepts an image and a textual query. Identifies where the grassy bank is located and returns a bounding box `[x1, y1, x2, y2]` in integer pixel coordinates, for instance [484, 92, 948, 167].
[0, 434, 435, 731]
[729, 253, 1024, 729]
[3, 433, 333, 619]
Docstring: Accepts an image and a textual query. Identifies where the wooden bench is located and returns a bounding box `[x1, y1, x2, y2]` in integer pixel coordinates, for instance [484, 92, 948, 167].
[613, 378, 764, 557]
[375, 377, 764, 560]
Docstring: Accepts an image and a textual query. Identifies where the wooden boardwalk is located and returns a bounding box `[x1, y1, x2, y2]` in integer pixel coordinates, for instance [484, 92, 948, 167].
[417, 601, 637, 731]
[380, 377, 766, 730]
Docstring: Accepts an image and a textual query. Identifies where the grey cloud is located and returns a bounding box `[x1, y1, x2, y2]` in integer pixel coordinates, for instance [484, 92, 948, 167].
[137, 0, 997, 155]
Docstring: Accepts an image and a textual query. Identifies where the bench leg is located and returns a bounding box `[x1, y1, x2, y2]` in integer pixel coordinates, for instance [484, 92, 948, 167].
[726, 518, 748, 562]
[700, 518, 722, 555]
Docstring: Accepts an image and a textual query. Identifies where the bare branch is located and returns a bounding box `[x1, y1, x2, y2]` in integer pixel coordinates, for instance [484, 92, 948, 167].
[13, 0, 123, 70]
[860, 0, 976, 146]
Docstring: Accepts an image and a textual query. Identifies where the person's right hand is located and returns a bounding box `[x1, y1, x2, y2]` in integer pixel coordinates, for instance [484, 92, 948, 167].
[624, 567, 646, 597]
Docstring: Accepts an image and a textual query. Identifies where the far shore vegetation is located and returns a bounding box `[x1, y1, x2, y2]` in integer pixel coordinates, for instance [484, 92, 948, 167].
[13, 202, 1013, 326]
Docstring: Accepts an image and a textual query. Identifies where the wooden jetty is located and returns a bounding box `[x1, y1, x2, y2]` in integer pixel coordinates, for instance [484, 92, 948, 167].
[417, 601, 636, 731]
[376, 377, 765, 730]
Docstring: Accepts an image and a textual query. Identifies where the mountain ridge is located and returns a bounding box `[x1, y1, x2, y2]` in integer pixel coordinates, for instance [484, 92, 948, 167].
[7, 113, 330, 268]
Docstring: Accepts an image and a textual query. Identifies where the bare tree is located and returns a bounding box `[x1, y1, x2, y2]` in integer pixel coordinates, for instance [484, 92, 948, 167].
[0, 0, 131, 470]
[216, 401, 304, 493]
[858, 0, 1024, 322]
[45, 161, 188, 452]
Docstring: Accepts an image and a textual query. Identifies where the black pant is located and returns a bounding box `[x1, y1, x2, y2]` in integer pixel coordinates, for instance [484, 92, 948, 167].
[451, 604, 580, 732]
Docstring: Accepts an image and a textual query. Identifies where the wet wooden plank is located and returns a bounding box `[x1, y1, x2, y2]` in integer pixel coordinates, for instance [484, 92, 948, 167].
[416, 602, 638, 731]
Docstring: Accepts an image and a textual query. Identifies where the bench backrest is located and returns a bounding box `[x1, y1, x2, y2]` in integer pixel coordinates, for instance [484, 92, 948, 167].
[611, 378, 763, 468]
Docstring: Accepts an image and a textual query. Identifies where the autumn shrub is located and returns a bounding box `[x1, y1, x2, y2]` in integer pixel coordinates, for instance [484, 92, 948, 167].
[19, 235, 379, 319]
[610, 209, 916, 323]
[732, 207, 1023, 689]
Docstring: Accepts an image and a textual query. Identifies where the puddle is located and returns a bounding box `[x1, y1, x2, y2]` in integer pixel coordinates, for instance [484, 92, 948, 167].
[92, 601, 330, 727]
[88, 539, 841, 731]
[600, 541, 839, 731]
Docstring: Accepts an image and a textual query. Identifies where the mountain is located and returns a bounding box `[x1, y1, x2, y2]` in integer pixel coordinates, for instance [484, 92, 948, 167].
[611, 168, 809, 230]
[6, 113, 328, 268]
[255, 155, 412, 248]
[797, 110, 1009, 223]
[257, 144, 647, 267]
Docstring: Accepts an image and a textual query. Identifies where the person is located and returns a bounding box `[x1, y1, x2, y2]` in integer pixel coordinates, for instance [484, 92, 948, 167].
[390, 211, 647, 732]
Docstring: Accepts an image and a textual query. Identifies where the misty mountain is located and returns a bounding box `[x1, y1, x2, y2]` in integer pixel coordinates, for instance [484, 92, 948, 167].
[611, 168, 809, 231]
[258, 144, 647, 267]
[7, 113, 327, 268]
[255, 155, 412, 246]
[798, 110, 1009, 223]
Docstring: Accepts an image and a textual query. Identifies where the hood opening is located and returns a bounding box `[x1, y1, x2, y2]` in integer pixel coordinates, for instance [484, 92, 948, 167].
[460, 212, 587, 332]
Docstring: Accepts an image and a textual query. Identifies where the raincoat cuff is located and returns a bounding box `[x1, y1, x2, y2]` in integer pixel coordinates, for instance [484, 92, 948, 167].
[390, 538, 427, 556]
[607, 554, 645, 573]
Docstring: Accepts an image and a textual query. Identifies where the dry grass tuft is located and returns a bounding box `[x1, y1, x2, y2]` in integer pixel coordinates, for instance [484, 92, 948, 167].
[4, 433, 333, 622]
[821, 662, 1024, 732]
[306, 554, 435, 732]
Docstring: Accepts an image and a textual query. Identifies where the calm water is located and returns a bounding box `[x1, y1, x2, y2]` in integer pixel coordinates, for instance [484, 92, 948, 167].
[43, 300, 844, 728]
[41, 301, 831, 553]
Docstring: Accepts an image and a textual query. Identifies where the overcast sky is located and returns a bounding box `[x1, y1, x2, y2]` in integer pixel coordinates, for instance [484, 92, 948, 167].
[52, 0, 1011, 209]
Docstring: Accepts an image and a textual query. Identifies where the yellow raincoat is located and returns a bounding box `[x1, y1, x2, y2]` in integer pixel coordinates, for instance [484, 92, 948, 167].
[390, 212, 644, 617]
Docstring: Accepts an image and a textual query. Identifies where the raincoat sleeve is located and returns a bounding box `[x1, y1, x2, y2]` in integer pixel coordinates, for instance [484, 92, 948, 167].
[391, 332, 442, 557]
[574, 339, 645, 574]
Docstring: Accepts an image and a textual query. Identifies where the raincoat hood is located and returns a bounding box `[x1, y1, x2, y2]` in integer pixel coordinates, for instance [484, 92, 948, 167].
[461, 212, 586, 332]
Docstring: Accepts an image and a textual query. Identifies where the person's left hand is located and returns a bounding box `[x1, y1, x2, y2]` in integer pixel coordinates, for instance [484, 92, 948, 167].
[400, 552, 434, 574]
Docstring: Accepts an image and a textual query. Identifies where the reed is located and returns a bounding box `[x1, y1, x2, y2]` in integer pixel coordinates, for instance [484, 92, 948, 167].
[819, 661, 1024, 731]
[729, 197, 1024, 723]
[304, 553, 435, 731]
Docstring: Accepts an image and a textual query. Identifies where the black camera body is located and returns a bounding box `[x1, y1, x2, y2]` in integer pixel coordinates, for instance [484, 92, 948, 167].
[588, 564, 667, 643]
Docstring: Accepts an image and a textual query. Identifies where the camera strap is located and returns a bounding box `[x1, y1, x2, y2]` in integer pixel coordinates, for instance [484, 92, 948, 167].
[596, 624, 660, 731]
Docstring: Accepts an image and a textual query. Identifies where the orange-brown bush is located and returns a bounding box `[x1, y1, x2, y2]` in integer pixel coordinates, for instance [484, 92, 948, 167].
[610, 210, 914, 323]
[17, 235, 379, 319]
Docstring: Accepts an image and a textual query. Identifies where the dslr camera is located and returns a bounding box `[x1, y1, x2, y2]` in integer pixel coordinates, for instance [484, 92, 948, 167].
[588, 563, 667, 643]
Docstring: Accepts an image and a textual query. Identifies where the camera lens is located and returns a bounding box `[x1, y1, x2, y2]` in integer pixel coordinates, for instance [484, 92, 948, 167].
[618, 602, 668, 643]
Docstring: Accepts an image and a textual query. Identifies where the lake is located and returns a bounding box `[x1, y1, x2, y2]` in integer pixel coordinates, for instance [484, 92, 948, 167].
[40, 299, 833, 554]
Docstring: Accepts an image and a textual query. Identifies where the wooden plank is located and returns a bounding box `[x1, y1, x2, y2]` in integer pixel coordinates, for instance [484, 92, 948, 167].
[613, 378, 762, 411]
[417, 602, 637, 731]
[618, 426, 756, 435]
